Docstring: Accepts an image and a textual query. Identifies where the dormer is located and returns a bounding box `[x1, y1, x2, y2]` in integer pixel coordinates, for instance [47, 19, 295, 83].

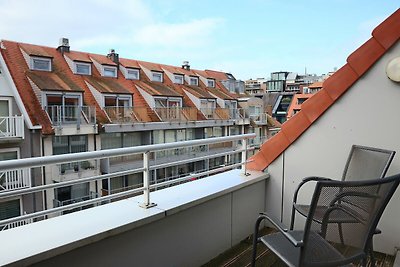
[173, 74, 184, 84]
[119, 58, 141, 81]
[188, 76, 199, 86]
[19, 43, 53, 72]
[64, 51, 92, 76]
[90, 54, 118, 78]
[151, 71, 163, 82]
[207, 78, 216, 88]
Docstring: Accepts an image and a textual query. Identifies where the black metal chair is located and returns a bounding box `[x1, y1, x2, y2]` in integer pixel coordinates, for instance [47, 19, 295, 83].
[251, 174, 400, 267]
[289, 145, 395, 264]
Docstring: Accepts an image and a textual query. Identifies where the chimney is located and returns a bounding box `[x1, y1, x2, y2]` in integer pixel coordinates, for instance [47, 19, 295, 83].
[107, 48, 119, 64]
[57, 37, 70, 54]
[182, 61, 190, 70]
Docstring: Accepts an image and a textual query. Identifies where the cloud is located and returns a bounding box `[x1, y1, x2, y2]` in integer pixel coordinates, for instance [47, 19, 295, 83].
[132, 18, 224, 47]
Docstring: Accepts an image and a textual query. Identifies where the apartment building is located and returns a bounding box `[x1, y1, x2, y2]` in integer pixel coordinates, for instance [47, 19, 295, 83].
[0, 39, 280, 222]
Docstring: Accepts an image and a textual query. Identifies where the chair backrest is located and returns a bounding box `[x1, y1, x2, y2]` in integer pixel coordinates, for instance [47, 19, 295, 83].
[301, 174, 400, 267]
[342, 145, 395, 181]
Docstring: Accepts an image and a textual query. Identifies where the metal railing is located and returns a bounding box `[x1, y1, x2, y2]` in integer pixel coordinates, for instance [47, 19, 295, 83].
[45, 105, 96, 126]
[153, 107, 197, 122]
[0, 168, 31, 191]
[0, 115, 24, 139]
[0, 134, 255, 228]
[249, 113, 268, 124]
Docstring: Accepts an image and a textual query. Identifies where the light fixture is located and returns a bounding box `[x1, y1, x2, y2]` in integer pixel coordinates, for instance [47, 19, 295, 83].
[386, 57, 400, 82]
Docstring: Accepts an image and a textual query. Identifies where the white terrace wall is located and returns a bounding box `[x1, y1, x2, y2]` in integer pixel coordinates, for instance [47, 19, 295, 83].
[266, 40, 400, 255]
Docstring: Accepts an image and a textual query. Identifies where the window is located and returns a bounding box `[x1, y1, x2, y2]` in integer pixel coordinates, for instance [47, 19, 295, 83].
[152, 71, 163, 82]
[53, 135, 88, 155]
[31, 57, 51, 71]
[103, 66, 117, 77]
[154, 97, 182, 108]
[0, 199, 21, 222]
[189, 77, 199, 86]
[174, 74, 184, 84]
[126, 68, 139, 80]
[75, 62, 91, 75]
[207, 79, 215, 87]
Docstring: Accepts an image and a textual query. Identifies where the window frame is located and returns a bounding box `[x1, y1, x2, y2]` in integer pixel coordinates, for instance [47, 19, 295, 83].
[174, 74, 184, 84]
[103, 66, 117, 78]
[126, 68, 140, 80]
[74, 62, 91, 75]
[30, 56, 52, 71]
[207, 79, 215, 88]
[151, 71, 163, 82]
[189, 76, 199, 86]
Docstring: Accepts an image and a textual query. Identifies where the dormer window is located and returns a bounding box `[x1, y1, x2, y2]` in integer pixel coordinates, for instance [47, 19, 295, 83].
[31, 57, 51, 71]
[207, 79, 215, 88]
[75, 62, 91, 75]
[103, 66, 117, 77]
[152, 71, 163, 82]
[189, 76, 199, 86]
[126, 68, 140, 80]
[174, 74, 184, 84]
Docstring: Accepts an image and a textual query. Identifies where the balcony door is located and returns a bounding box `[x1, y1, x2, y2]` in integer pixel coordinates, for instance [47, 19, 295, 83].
[0, 150, 18, 190]
[46, 93, 82, 124]
[0, 99, 10, 135]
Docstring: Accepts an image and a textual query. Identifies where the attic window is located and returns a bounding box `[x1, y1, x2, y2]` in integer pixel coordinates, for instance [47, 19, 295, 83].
[103, 66, 117, 77]
[189, 77, 199, 86]
[152, 71, 163, 82]
[126, 68, 139, 80]
[207, 79, 215, 88]
[31, 57, 51, 71]
[174, 74, 184, 84]
[75, 62, 91, 75]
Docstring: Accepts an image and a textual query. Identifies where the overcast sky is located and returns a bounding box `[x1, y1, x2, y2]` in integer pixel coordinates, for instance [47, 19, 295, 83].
[0, 0, 398, 80]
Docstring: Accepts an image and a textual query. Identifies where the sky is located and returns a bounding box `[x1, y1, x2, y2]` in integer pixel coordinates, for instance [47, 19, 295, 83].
[0, 0, 398, 80]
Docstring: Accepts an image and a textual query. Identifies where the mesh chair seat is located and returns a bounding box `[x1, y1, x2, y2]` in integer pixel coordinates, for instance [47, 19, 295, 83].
[294, 204, 362, 224]
[261, 231, 356, 267]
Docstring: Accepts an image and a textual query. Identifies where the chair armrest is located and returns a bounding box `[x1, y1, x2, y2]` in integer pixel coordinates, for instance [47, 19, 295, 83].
[293, 176, 332, 204]
[259, 212, 304, 247]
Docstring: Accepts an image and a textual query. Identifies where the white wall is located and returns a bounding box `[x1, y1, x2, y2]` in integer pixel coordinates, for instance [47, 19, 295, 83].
[266, 41, 400, 255]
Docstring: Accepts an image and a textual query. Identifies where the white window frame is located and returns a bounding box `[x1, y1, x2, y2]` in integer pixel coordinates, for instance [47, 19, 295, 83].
[0, 97, 12, 117]
[174, 74, 184, 84]
[103, 66, 117, 78]
[151, 71, 163, 82]
[103, 94, 132, 108]
[74, 62, 91, 75]
[30, 56, 51, 71]
[126, 68, 140, 80]
[207, 79, 215, 88]
[42, 92, 83, 108]
[154, 97, 182, 108]
[189, 76, 199, 86]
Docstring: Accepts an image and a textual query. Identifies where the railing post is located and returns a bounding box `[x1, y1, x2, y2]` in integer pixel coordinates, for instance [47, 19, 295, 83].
[241, 138, 249, 176]
[140, 151, 156, 208]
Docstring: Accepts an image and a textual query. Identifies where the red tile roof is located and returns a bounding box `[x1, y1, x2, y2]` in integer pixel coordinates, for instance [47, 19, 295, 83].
[85, 76, 131, 94]
[89, 54, 117, 66]
[308, 81, 323, 89]
[65, 50, 92, 63]
[119, 58, 141, 69]
[286, 94, 313, 119]
[19, 43, 53, 58]
[247, 8, 400, 171]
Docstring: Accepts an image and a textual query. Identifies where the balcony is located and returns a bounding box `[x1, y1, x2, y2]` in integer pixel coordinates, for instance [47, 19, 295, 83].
[103, 106, 152, 123]
[0, 168, 31, 191]
[249, 113, 268, 125]
[153, 107, 197, 122]
[45, 105, 97, 135]
[0, 115, 24, 140]
[200, 107, 238, 120]
[0, 134, 398, 266]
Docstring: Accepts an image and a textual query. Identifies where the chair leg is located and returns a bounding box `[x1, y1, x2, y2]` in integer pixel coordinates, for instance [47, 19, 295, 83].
[369, 241, 376, 267]
[251, 215, 265, 267]
[290, 205, 296, 230]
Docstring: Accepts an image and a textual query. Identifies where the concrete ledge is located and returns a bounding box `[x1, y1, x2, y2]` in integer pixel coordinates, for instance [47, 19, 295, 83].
[0, 169, 268, 266]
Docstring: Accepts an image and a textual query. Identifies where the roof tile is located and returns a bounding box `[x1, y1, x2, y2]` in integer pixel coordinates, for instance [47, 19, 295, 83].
[323, 64, 358, 101]
[301, 90, 334, 123]
[281, 112, 311, 143]
[347, 38, 386, 76]
[372, 8, 400, 50]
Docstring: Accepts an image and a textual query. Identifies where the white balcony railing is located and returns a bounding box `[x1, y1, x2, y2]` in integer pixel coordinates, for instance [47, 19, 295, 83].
[0, 134, 255, 229]
[0, 116, 24, 139]
[0, 168, 31, 191]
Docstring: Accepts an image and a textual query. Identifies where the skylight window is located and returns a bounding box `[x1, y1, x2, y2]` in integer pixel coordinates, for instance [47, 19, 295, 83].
[174, 74, 184, 84]
[103, 66, 117, 77]
[152, 71, 163, 82]
[31, 57, 51, 71]
[189, 77, 199, 86]
[75, 62, 91, 75]
[207, 79, 215, 88]
[126, 68, 139, 80]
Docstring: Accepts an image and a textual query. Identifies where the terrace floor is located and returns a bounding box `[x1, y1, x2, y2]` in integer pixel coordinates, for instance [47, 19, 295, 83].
[203, 228, 396, 267]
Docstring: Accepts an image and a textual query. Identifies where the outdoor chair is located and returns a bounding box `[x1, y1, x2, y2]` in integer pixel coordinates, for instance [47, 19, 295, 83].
[289, 145, 395, 264]
[251, 173, 400, 267]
